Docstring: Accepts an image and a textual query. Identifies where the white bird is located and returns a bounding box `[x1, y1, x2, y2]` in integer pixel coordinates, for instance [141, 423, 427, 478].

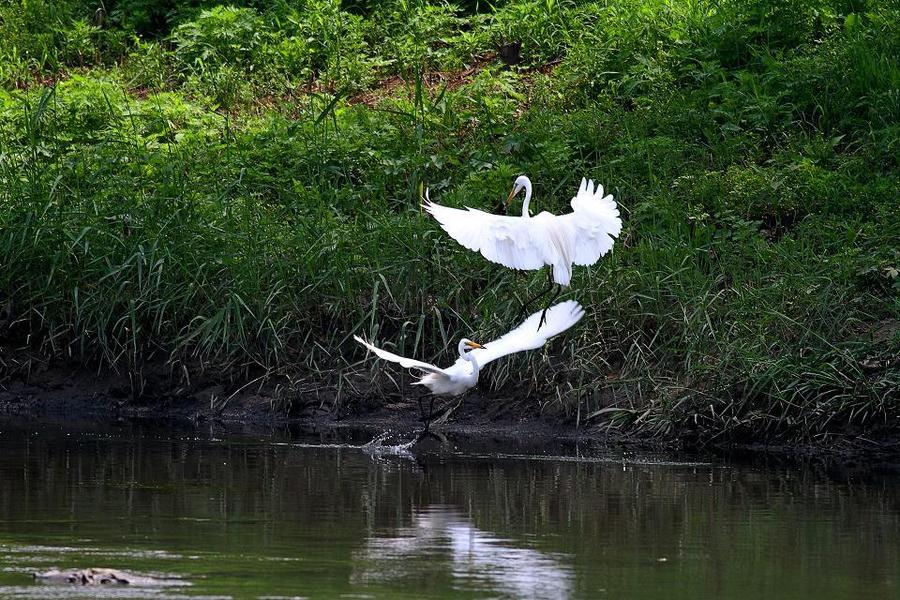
[354, 300, 584, 401]
[424, 175, 622, 287]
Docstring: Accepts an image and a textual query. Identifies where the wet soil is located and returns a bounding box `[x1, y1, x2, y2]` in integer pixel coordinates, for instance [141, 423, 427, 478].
[0, 360, 618, 443]
[1, 360, 898, 470]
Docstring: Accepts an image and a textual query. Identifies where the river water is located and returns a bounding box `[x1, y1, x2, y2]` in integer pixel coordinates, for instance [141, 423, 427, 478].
[0, 423, 897, 599]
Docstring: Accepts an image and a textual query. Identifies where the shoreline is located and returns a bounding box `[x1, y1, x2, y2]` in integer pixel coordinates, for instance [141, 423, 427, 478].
[2, 364, 898, 470]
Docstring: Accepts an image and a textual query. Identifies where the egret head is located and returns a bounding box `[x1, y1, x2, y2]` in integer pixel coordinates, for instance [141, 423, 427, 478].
[506, 175, 531, 207]
[458, 338, 485, 356]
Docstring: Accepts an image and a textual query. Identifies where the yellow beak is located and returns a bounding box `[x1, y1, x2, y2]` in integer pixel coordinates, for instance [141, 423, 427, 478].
[505, 185, 517, 207]
[465, 341, 484, 349]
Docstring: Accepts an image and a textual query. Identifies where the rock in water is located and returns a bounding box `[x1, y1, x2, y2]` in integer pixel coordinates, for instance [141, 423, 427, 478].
[33, 568, 131, 585]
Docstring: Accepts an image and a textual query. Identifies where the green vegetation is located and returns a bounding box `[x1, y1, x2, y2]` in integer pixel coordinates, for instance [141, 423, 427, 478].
[1, 0, 897, 445]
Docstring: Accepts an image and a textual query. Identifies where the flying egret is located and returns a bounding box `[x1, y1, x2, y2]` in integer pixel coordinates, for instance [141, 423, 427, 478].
[354, 300, 584, 435]
[424, 176, 621, 324]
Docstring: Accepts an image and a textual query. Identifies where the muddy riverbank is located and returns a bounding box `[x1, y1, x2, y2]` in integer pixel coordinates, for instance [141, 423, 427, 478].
[2, 361, 898, 471]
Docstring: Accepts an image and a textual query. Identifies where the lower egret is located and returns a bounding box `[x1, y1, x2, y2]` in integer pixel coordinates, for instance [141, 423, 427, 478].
[354, 300, 584, 435]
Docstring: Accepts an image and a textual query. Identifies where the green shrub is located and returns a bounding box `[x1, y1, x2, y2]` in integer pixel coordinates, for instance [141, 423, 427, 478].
[57, 18, 101, 66]
[486, 0, 577, 65]
[123, 39, 181, 91]
[184, 63, 255, 107]
[374, 1, 468, 74]
[171, 5, 271, 73]
[272, 0, 378, 91]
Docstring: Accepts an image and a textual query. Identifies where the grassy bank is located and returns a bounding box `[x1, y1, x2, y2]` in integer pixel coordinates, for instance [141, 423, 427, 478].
[1, 0, 897, 444]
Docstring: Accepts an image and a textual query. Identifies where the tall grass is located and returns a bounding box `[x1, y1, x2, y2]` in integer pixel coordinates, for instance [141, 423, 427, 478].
[0, 0, 897, 443]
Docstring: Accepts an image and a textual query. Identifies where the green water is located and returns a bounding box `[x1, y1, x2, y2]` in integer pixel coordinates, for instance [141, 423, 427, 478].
[0, 424, 897, 599]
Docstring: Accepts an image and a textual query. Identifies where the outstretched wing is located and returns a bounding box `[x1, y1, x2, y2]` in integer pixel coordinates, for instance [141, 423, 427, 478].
[564, 178, 622, 266]
[469, 300, 585, 368]
[354, 335, 446, 375]
[570, 177, 616, 213]
[423, 198, 555, 271]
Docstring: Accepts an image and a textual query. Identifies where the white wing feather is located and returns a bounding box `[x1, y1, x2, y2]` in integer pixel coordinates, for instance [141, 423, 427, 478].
[570, 177, 616, 213]
[354, 335, 447, 375]
[424, 178, 621, 283]
[565, 178, 622, 266]
[469, 300, 585, 368]
[423, 200, 551, 271]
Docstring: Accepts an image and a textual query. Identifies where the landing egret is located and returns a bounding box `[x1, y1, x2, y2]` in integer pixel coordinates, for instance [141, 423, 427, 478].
[354, 300, 584, 434]
[424, 176, 621, 323]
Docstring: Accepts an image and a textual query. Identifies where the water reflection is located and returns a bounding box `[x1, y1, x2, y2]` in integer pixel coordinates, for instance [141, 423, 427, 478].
[0, 424, 897, 599]
[353, 505, 573, 599]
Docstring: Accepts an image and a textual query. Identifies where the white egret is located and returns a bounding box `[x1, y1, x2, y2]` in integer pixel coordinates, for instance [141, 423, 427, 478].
[424, 176, 621, 324]
[354, 300, 584, 434]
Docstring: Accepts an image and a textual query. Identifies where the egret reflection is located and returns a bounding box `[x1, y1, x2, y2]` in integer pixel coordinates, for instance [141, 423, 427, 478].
[352, 505, 573, 599]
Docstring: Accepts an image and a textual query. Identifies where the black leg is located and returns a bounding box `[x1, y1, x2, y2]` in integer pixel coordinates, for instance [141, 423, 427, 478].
[538, 284, 562, 330]
[427, 394, 436, 421]
[516, 267, 556, 322]
[416, 421, 430, 442]
[415, 395, 437, 442]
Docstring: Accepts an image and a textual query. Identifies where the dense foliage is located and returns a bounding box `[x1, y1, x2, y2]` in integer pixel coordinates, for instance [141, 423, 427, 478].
[1, 0, 897, 442]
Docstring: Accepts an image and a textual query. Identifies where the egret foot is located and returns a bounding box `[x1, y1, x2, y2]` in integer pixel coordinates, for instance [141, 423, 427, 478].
[414, 428, 448, 445]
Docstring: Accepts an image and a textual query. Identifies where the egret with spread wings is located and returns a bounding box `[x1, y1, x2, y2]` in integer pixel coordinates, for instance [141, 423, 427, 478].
[424, 176, 621, 324]
[354, 300, 584, 435]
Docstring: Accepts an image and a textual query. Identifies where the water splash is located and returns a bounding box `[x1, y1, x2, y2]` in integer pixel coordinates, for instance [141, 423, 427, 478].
[362, 430, 417, 457]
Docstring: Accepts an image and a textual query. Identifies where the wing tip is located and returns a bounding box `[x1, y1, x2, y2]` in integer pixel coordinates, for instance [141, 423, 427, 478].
[550, 299, 585, 328]
[354, 334, 376, 353]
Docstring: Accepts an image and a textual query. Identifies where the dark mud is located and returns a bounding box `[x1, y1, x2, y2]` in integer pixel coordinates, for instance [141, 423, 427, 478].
[0, 361, 627, 445]
[1, 362, 898, 471]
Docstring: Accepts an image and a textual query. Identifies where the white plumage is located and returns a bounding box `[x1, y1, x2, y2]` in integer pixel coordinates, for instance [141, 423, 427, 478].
[424, 176, 622, 285]
[354, 300, 584, 396]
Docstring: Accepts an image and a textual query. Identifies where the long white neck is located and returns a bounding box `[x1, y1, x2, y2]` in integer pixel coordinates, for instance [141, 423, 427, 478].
[519, 177, 532, 217]
[463, 351, 480, 381]
[457, 340, 481, 381]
